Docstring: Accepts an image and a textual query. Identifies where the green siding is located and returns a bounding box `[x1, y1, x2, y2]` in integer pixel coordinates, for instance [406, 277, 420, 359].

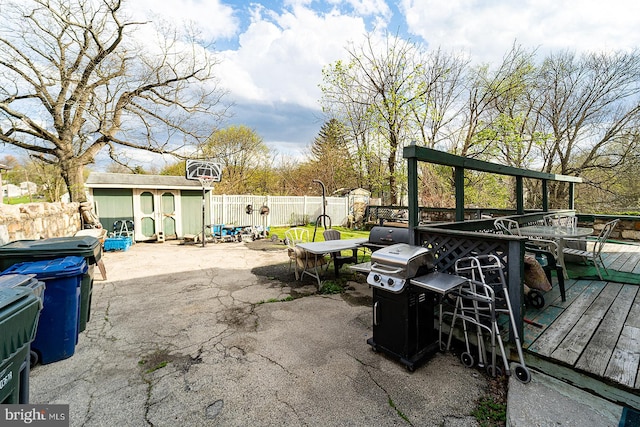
[93, 189, 133, 231]
[181, 190, 210, 235]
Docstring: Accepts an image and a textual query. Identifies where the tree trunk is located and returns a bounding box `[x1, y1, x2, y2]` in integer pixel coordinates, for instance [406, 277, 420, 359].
[61, 161, 87, 203]
[388, 133, 398, 205]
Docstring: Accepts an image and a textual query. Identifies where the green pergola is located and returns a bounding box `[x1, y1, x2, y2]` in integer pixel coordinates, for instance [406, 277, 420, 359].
[404, 145, 583, 228]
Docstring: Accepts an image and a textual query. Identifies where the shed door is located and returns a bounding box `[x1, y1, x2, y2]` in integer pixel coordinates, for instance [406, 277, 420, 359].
[181, 190, 211, 235]
[133, 190, 181, 241]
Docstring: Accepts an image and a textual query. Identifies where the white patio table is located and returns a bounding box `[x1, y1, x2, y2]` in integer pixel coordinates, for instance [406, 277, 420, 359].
[296, 238, 368, 288]
[519, 225, 594, 279]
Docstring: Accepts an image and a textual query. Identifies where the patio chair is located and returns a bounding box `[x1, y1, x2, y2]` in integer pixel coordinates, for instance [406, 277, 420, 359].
[494, 218, 566, 303]
[562, 219, 620, 280]
[285, 227, 308, 279]
[543, 213, 577, 228]
[323, 229, 357, 276]
[493, 218, 521, 235]
[112, 219, 135, 243]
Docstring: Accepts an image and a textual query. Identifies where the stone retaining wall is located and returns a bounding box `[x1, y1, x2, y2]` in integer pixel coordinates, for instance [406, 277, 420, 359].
[0, 202, 81, 245]
[595, 218, 640, 242]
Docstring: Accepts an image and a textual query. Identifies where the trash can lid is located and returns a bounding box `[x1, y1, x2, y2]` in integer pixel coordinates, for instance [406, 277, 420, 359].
[1, 256, 88, 279]
[0, 286, 34, 312]
[0, 236, 101, 263]
[0, 273, 45, 307]
[0, 273, 38, 289]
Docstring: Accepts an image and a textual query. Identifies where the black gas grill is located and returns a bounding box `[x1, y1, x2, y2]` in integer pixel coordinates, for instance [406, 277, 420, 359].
[362, 226, 410, 252]
[365, 243, 440, 371]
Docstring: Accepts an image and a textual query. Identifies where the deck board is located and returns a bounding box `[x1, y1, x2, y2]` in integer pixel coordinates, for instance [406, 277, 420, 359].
[521, 241, 640, 398]
[604, 325, 640, 388]
[574, 285, 637, 376]
[527, 281, 605, 357]
[550, 282, 622, 364]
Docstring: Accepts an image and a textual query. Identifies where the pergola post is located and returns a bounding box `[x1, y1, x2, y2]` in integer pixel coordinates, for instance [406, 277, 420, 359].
[516, 176, 524, 214]
[568, 182, 575, 210]
[455, 167, 465, 222]
[542, 179, 549, 212]
[407, 156, 419, 245]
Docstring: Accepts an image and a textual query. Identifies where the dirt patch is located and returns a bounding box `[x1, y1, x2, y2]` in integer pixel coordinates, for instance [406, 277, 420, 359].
[244, 239, 286, 252]
[138, 349, 202, 374]
[217, 306, 258, 332]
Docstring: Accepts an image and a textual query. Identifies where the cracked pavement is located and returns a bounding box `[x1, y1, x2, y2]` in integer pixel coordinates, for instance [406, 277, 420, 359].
[28, 240, 487, 426]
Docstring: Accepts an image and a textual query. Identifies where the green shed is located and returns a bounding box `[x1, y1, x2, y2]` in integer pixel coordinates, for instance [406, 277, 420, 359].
[85, 173, 210, 242]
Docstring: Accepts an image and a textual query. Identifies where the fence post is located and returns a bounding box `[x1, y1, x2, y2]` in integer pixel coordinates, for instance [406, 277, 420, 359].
[304, 195, 308, 225]
[266, 195, 271, 229]
[222, 194, 227, 224]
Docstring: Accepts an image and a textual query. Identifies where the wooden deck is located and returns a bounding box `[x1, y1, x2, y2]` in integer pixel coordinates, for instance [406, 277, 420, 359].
[521, 241, 640, 407]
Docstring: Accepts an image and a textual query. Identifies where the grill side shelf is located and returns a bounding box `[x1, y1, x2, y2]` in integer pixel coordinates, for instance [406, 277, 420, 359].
[410, 272, 467, 295]
[349, 262, 371, 274]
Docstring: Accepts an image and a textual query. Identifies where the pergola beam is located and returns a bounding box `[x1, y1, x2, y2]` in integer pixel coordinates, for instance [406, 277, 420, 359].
[404, 145, 582, 228]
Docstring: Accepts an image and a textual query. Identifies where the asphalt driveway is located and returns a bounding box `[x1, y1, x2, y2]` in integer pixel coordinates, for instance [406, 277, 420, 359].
[28, 239, 489, 426]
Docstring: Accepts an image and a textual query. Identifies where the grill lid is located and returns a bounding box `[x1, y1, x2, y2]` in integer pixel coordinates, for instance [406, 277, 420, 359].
[367, 226, 410, 246]
[367, 243, 435, 293]
[371, 243, 433, 267]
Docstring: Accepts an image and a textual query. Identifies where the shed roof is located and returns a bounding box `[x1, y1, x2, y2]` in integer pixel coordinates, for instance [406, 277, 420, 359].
[86, 172, 203, 190]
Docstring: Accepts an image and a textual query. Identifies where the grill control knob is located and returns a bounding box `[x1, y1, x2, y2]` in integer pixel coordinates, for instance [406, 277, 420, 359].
[373, 274, 381, 283]
[387, 278, 394, 287]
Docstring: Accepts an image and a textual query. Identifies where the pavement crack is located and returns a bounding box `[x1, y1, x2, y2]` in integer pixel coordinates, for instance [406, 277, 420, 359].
[275, 390, 307, 425]
[350, 354, 414, 426]
[256, 353, 297, 376]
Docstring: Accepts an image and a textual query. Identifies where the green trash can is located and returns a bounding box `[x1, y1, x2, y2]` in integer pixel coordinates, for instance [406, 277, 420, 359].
[0, 286, 41, 403]
[0, 236, 102, 333]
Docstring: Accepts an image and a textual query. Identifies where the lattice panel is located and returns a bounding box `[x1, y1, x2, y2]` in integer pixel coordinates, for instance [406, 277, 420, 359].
[419, 233, 509, 275]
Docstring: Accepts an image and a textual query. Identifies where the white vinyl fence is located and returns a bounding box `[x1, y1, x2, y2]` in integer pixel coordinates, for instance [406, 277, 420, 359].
[209, 195, 350, 228]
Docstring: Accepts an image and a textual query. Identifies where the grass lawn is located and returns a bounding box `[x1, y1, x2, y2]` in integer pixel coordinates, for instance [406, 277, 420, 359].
[268, 224, 369, 242]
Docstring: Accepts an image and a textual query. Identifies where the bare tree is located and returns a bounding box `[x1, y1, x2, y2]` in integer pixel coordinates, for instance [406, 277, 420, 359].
[408, 48, 468, 148]
[452, 44, 538, 158]
[320, 60, 380, 195]
[0, 0, 228, 202]
[322, 32, 436, 204]
[533, 50, 640, 205]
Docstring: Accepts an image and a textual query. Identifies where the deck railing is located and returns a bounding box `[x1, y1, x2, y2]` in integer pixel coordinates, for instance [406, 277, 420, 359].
[413, 211, 574, 341]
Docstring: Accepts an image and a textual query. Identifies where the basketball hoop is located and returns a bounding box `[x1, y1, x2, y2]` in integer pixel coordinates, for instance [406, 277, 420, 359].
[185, 159, 223, 247]
[197, 176, 216, 189]
[186, 159, 222, 183]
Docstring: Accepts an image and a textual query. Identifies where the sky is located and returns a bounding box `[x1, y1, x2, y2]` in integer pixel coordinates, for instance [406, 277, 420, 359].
[6, 0, 640, 170]
[123, 0, 638, 165]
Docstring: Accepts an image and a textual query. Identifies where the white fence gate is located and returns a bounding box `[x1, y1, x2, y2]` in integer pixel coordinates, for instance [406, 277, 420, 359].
[209, 195, 350, 228]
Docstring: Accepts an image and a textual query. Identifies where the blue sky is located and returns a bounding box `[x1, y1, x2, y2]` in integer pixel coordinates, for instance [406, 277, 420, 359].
[144, 0, 636, 165]
[7, 0, 640, 170]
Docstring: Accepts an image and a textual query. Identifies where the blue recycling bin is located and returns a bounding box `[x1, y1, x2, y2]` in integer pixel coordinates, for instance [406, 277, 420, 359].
[1, 257, 87, 365]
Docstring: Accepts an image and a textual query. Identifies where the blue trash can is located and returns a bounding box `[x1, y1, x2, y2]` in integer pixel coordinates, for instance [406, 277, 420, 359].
[1, 257, 87, 365]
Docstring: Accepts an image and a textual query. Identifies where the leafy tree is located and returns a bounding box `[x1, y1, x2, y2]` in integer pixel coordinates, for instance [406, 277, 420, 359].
[0, 0, 228, 202]
[159, 162, 186, 177]
[202, 125, 271, 194]
[0, 155, 22, 185]
[322, 33, 433, 204]
[25, 158, 66, 202]
[307, 119, 357, 194]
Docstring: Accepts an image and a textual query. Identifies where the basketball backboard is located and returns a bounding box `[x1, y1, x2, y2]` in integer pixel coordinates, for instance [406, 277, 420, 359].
[185, 159, 222, 182]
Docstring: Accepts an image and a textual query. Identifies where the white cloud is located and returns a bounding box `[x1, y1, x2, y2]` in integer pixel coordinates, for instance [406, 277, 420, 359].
[124, 0, 239, 42]
[400, 0, 640, 64]
[217, 3, 369, 109]
[328, 0, 392, 17]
